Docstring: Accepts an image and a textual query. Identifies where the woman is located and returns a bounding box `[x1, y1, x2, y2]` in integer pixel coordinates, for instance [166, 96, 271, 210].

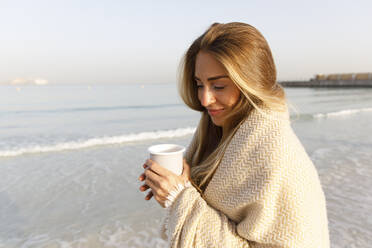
[139, 22, 330, 247]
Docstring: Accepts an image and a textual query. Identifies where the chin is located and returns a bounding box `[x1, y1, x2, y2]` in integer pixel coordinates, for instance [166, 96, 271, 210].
[211, 118, 223, 127]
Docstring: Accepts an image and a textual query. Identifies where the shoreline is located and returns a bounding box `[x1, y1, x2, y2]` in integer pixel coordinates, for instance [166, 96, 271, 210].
[279, 79, 372, 87]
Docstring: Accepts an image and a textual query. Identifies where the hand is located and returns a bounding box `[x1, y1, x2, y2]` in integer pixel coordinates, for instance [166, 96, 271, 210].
[138, 159, 190, 208]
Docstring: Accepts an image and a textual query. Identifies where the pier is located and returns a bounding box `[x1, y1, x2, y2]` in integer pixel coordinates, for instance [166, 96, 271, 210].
[279, 72, 372, 87]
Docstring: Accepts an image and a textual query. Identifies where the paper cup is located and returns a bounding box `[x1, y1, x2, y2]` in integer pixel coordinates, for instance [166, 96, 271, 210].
[148, 144, 185, 175]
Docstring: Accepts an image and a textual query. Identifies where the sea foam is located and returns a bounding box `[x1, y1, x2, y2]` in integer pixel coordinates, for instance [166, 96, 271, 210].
[313, 107, 372, 119]
[0, 127, 196, 157]
[2, 107, 371, 158]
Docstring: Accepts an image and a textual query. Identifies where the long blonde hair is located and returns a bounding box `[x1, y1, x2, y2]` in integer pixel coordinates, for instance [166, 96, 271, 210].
[179, 22, 287, 193]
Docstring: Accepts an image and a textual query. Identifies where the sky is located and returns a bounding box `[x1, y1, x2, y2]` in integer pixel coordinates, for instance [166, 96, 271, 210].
[1, 0, 371, 84]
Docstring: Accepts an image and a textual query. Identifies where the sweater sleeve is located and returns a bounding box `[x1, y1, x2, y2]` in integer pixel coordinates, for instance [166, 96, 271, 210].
[161, 185, 251, 248]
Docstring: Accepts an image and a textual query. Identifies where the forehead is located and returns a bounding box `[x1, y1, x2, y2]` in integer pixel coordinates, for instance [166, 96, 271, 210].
[194, 51, 227, 77]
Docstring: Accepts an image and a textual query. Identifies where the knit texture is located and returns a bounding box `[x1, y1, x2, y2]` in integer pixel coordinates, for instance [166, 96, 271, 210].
[161, 108, 330, 248]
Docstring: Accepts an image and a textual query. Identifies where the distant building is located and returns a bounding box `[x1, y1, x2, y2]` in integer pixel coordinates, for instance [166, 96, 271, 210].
[314, 72, 372, 81]
[280, 72, 372, 87]
[0, 78, 49, 86]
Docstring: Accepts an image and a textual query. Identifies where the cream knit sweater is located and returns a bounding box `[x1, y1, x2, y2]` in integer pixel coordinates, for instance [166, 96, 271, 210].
[161, 108, 330, 247]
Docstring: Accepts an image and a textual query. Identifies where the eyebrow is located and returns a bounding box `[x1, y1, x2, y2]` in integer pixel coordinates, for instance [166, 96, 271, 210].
[194, 75, 229, 81]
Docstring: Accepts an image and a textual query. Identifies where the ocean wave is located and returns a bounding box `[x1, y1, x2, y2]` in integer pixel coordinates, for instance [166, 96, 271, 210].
[0, 127, 196, 157]
[1, 103, 183, 115]
[313, 107, 372, 118]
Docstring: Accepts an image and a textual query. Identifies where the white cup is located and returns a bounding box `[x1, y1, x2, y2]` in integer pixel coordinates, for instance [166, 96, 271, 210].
[148, 144, 185, 175]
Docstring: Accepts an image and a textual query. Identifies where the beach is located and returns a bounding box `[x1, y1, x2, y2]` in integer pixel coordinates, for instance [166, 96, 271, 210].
[1, 84, 372, 247]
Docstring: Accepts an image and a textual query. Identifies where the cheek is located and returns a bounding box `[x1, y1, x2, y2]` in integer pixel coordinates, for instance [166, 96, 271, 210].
[225, 91, 241, 107]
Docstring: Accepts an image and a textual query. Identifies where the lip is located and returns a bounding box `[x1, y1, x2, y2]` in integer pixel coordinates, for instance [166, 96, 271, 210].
[207, 108, 224, 116]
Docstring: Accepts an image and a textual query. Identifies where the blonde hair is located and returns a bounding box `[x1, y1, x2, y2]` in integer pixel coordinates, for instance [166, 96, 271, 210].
[179, 22, 287, 192]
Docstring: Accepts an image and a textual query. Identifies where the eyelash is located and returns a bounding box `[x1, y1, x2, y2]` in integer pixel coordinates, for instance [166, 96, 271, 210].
[196, 85, 225, 90]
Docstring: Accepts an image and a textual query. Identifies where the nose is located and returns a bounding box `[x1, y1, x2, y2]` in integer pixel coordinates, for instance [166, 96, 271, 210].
[199, 87, 216, 107]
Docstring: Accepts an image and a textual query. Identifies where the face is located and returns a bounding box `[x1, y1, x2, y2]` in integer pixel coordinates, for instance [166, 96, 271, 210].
[194, 51, 241, 128]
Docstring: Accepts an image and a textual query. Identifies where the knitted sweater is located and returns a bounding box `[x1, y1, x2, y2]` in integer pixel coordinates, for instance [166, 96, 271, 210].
[161, 108, 330, 248]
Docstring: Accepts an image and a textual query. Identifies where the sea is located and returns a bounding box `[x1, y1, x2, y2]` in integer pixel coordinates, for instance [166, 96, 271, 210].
[0, 83, 371, 248]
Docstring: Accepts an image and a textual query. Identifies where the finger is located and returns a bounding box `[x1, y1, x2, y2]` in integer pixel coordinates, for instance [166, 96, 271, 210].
[145, 166, 163, 184]
[145, 172, 169, 196]
[145, 159, 152, 167]
[139, 173, 146, 181]
[145, 191, 153, 200]
[146, 159, 173, 176]
[139, 184, 150, 192]
[145, 174, 157, 189]
[144, 160, 161, 176]
[145, 171, 172, 200]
